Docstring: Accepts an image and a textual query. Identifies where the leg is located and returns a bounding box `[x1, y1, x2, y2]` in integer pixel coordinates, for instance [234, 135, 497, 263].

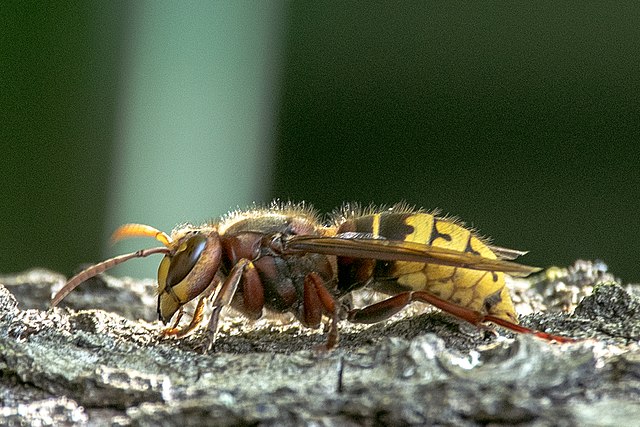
[162, 294, 207, 338]
[234, 260, 264, 320]
[302, 272, 339, 349]
[204, 258, 264, 351]
[348, 291, 575, 343]
[483, 314, 575, 342]
[165, 306, 185, 332]
[162, 278, 218, 337]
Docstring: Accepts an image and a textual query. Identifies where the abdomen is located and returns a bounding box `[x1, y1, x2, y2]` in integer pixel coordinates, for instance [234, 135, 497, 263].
[336, 210, 518, 323]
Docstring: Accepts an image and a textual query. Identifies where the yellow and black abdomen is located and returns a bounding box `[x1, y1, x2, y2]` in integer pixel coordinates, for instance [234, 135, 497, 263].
[336, 211, 518, 323]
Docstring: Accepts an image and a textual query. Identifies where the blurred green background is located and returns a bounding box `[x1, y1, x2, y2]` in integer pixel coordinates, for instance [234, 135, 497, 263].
[1, 2, 639, 282]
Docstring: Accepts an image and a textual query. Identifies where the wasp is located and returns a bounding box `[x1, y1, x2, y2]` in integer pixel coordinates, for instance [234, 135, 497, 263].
[52, 202, 573, 349]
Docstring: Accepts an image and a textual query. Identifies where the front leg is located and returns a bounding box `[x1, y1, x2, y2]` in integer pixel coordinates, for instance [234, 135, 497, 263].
[162, 276, 219, 338]
[162, 294, 208, 338]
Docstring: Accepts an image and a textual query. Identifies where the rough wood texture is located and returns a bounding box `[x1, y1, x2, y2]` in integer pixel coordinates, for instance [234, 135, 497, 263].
[0, 262, 638, 426]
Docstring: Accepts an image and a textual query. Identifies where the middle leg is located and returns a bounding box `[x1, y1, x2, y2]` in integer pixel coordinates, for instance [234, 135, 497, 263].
[302, 272, 340, 349]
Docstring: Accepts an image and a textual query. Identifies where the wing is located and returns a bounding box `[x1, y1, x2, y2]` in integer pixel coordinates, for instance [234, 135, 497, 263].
[284, 235, 540, 277]
[487, 244, 529, 261]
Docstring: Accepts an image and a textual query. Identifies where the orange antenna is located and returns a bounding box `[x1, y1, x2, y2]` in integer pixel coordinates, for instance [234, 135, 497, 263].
[111, 223, 173, 247]
[51, 246, 170, 306]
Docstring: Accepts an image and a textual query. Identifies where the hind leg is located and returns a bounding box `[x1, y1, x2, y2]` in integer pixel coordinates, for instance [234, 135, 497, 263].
[348, 291, 575, 343]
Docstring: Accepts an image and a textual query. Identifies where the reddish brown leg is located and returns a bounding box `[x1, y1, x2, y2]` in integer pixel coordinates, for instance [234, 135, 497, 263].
[163, 295, 207, 338]
[348, 293, 413, 324]
[484, 314, 575, 343]
[162, 278, 219, 337]
[204, 258, 264, 351]
[165, 307, 185, 332]
[349, 291, 575, 343]
[239, 261, 264, 320]
[302, 272, 339, 349]
[302, 275, 324, 328]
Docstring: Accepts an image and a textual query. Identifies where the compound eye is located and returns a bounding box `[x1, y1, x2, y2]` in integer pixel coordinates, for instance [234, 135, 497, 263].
[165, 233, 208, 289]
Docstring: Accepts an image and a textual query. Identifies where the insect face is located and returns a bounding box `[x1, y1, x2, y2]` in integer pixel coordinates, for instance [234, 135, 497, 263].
[51, 223, 223, 326]
[156, 230, 222, 323]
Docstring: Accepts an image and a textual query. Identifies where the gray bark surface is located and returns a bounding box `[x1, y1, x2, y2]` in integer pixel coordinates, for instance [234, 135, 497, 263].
[0, 262, 638, 426]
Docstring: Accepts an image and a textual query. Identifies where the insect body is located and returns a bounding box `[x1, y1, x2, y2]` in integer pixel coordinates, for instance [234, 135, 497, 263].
[52, 203, 573, 349]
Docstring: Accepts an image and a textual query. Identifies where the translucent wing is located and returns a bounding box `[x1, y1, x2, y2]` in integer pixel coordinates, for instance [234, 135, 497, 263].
[285, 235, 540, 277]
[487, 244, 529, 261]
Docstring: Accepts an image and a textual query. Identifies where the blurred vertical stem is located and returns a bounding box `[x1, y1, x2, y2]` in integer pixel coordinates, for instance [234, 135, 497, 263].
[107, 1, 284, 278]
